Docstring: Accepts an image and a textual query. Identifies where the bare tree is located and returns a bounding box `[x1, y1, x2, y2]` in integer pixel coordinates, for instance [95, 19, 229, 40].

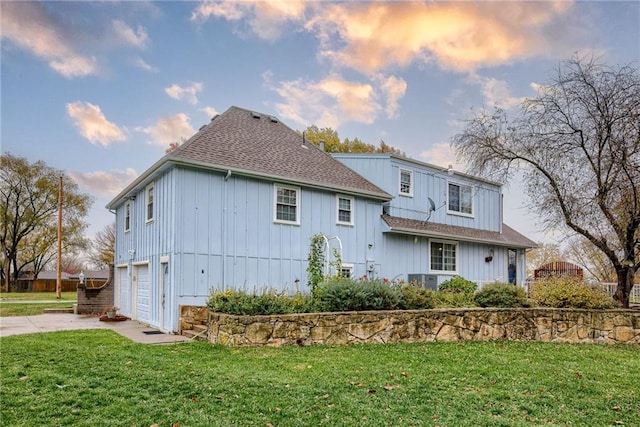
[565, 236, 618, 283]
[452, 55, 640, 307]
[526, 242, 563, 277]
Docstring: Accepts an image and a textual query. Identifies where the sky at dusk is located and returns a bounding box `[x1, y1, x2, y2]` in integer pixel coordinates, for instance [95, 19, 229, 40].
[1, 0, 639, 245]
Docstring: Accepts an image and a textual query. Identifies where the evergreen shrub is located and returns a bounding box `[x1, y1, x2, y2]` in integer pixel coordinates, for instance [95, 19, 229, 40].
[438, 276, 477, 294]
[474, 282, 529, 308]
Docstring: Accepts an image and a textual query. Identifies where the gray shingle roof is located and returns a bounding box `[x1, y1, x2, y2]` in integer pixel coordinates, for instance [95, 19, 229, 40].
[382, 214, 537, 248]
[169, 106, 390, 200]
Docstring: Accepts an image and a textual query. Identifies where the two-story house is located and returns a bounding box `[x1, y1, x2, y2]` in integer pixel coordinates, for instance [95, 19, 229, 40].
[107, 106, 535, 332]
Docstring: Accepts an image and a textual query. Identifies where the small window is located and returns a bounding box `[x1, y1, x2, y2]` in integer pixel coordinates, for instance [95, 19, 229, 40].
[399, 169, 413, 196]
[340, 264, 354, 279]
[448, 183, 473, 215]
[274, 185, 299, 225]
[124, 202, 131, 232]
[336, 195, 354, 225]
[146, 184, 154, 223]
[430, 240, 457, 273]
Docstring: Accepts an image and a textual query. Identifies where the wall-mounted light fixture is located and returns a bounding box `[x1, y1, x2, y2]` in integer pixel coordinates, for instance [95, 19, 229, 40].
[485, 248, 494, 263]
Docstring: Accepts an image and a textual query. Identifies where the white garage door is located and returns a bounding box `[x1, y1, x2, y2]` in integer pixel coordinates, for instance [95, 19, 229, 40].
[136, 264, 150, 322]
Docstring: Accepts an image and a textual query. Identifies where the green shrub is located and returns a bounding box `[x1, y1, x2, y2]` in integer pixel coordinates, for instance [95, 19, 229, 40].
[474, 282, 529, 308]
[530, 278, 614, 309]
[208, 289, 317, 315]
[438, 276, 477, 294]
[319, 277, 401, 311]
[432, 291, 477, 308]
[398, 285, 435, 309]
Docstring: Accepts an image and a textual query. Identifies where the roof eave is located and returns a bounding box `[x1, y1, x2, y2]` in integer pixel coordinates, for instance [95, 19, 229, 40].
[383, 225, 536, 249]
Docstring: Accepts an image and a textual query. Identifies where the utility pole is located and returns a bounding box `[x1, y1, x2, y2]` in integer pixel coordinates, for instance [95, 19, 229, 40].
[56, 176, 62, 299]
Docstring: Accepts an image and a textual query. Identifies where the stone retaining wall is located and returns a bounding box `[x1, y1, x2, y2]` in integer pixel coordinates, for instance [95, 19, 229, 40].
[180, 305, 209, 332]
[207, 308, 640, 347]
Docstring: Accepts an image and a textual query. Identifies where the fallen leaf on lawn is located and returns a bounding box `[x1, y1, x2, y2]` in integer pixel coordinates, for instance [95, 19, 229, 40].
[383, 384, 401, 391]
[266, 424, 274, 427]
[320, 393, 330, 399]
[215, 393, 225, 399]
[191, 397, 198, 403]
[401, 372, 408, 377]
[612, 405, 621, 411]
[575, 371, 583, 378]
[614, 421, 624, 425]
[150, 424, 159, 427]
[171, 424, 180, 427]
[327, 404, 335, 408]
[126, 361, 133, 366]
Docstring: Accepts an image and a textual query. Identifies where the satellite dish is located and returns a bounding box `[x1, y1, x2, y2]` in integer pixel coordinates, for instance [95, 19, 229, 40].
[428, 197, 436, 212]
[424, 197, 436, 223]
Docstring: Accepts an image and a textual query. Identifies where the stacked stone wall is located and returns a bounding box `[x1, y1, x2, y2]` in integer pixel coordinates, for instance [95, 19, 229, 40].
[204, 308, 640, 347]
[179, 305, 209, 332]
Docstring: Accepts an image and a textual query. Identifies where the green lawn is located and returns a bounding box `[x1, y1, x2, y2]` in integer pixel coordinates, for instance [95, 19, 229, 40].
[1, 331, 638, 426]
[0, 292, 77, 317]
[0, 291, 77, 301]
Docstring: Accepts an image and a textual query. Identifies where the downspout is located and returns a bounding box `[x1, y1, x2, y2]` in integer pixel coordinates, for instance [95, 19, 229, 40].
[221, 170, 232, 290]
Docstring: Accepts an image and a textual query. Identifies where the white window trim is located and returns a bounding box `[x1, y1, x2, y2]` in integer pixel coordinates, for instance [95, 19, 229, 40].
[340, 263, 354, 279]
[273, 184, 300, 225]
[124, 201, 131, 233]
[447, 181, 474, 218]
[145, 183, 154, 224]
[399, 168, 413, 197]
[336, 195, 354, 226]
[429, 239, 458, 275]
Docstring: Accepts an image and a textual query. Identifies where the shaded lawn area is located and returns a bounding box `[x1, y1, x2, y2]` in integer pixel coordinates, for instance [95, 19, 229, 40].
[1, 331, 638, 427]
[0, 292, 77, 317]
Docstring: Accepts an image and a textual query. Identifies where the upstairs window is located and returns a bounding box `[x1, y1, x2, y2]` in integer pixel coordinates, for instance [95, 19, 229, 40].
[146, 184, 154, 223]
[274, 185, 299, 225]
[337, 195, 354, 225]
[124, 202, 131, 232]
[430, 240, 457, 273]
[448, 183, 473, 215]
[399, 169, 413, 196]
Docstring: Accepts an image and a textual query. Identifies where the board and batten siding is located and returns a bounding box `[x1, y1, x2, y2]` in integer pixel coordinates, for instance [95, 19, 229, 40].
[171, 168, 386, 299]
[334, 155, 503, 233]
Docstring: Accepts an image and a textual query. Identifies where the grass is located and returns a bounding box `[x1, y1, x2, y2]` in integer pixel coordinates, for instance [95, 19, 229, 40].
[0, 292, 77, 317]
[0, 291, 77, 301]
[1, 331, 638, 426]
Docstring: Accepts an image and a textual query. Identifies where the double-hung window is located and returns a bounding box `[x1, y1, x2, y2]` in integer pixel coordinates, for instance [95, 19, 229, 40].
[146, 184, 154, 223]
[274, 185, 300, 225]
[336, 195, 354, 225]
[399, 169, 413, 197]
[430, 240, 457, 273]
[448, 182, 473, 215]
[124, 202, 131, 232]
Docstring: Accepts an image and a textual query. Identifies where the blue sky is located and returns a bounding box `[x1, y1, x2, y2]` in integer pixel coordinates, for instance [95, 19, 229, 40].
[1, 1, 639, 244]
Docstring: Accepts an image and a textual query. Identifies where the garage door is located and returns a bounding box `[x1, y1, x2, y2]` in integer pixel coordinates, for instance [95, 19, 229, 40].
[136, 264, 150, 322]
[117, 266, 130, 316]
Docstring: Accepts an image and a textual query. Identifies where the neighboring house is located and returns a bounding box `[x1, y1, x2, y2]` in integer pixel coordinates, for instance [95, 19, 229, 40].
[107, 106, 535, 332]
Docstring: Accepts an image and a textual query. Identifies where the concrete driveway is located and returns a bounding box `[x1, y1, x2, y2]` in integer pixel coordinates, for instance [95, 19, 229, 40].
[0, 313, 189, 344]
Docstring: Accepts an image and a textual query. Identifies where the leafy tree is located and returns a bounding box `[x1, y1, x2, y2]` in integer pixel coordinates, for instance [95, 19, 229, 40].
[300, 126, 404, 155]
[0, 154, 92, 292]
[87, 223, 115, 269]
[452, 55, 640, 307]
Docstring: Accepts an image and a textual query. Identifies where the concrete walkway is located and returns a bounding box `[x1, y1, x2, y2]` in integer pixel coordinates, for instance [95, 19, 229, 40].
[0, 313, 189, 344]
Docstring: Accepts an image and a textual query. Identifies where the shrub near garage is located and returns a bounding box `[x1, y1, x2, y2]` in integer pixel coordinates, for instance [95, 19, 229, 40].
[529, 277, 614, 309]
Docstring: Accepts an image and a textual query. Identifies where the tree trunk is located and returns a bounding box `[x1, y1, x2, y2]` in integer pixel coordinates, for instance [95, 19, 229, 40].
[613, 266, 633, 308]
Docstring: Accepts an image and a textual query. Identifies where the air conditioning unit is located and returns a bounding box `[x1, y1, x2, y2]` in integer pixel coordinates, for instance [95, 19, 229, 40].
[407, 274, 438, 290]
